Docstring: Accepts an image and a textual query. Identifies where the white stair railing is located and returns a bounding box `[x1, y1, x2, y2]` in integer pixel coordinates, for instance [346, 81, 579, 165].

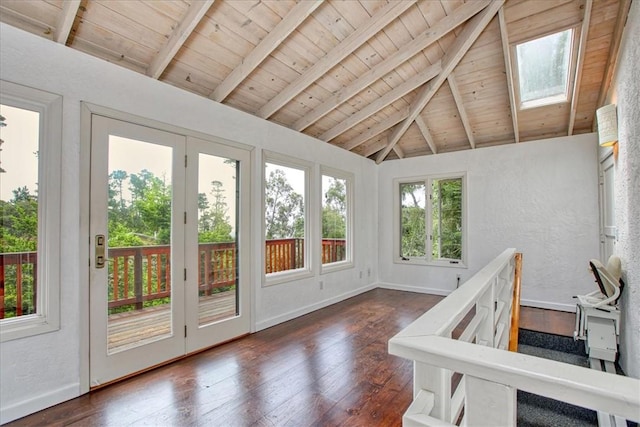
[388, 248, 640, 426]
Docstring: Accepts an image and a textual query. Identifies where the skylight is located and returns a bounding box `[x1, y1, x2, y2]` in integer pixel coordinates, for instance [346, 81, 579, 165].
[515, 29, 573, 108]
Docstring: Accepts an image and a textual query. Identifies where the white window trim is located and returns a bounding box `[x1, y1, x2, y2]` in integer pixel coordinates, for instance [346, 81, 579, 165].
[511, 26, 580, 111]
[263, 151, 314, 286]
[320, 166, 354, 274]
[0, 80, 62, 342]
[393, 173, 467, 268]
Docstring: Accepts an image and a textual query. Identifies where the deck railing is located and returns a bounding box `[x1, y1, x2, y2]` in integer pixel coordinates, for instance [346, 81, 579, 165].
[388, 249, 640, 426]
[1, 238, 346, 318]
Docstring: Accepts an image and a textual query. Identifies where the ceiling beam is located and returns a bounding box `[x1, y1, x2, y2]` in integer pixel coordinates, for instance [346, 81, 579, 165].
[447, 72, 475, 149]
[376, 1, 504, 164]
[414, 115, 438, 154]
[211, 0, 323, 103]
[147, 0, 215, 79]
[568, 0, 592, 135]
[498, 7, 519, 144]
[54, 0, 80, 44]
[256, 0, 415, 119]
[340, 107, 409, 151]
[595, 0, 632, 114]
[320, 61, 441, 142]
[293, 0, 491, 132]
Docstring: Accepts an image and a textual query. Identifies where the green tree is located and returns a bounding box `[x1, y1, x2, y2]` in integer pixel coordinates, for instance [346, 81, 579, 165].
[322, 178, 346, 239]
[400, 183, 426, 257]
[199, 181, 233, 242]
[265, 169, 304, 239]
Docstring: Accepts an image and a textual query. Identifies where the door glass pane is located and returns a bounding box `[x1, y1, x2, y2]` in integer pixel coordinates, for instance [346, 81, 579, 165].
[0, 105, 39, 319]
[107, 136, 173, 354]
[197, 154, 238, 326]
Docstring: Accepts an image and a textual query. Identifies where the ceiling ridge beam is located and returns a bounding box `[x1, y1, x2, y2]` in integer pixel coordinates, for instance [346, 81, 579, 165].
[147, 0, 215, 79]
[54, 0, 80, 44]
[211, 0, 323, 103]
[375, 0, 504, 164]
[293, 0, 491, 132]
[568, 0, 592, 135]
[256, 0, 416, 119]
[414, 115, 438, 154]
[498, 7, 519, 144]
[340, 107, 409, 151]
[320, 61, 441, 142]
[447, 72, 475, 149]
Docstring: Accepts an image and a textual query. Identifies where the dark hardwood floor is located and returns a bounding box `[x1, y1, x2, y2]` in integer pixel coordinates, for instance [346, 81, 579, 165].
[6, 289, 575, 427]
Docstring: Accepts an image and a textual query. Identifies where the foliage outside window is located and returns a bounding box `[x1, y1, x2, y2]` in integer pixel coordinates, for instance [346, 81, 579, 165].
[515, 29, 573, 109]
[398, 175, 465, 265]
[264, 157, 308, 279]
[321, 169, 352, 268]
[1, 81, 62, 341]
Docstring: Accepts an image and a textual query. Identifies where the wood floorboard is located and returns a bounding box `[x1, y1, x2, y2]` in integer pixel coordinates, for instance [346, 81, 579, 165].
[6, 289, 575, 427]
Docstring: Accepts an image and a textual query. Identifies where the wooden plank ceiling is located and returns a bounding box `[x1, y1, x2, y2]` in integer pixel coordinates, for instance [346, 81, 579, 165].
[0, 0, 629, 162]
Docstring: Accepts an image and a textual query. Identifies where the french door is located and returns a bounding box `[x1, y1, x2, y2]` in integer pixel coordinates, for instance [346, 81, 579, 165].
[89, 115, 250, 386]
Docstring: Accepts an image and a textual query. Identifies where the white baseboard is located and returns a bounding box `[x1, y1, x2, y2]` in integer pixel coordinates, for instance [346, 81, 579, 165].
[0, 383, 79, 424]
[377, 283, 577, 313]
[377, 282, 453, 297]
[255, 283, 377, 331]
[520, 298, 576, 313]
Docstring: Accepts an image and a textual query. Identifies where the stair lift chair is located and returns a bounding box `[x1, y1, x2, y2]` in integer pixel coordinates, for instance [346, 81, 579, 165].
[574, 256, 625, 363]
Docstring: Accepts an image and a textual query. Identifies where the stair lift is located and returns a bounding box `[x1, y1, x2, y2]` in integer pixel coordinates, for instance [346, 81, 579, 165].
[574, 256, 626, 427]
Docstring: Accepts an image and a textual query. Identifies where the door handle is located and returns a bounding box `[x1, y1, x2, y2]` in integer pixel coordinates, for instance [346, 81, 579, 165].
[95, 234, 106, 268]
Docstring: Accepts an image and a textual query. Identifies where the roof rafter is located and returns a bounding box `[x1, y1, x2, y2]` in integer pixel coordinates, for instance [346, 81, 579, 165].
[447, 72, 475, 149]
[211, 0, 323, 103]
[376, 1, 504, 164]
[257, 0, 416, 119]
[54, 0, 80, 44]
[568, 0, 592, 135]
[340, 107, 409, 151]
[147, 0, 215, 79]
[498, 7, 519, 143]
[320, 61, 441, 142]
[414, 115, 438, 154]
[293, 0, 491, 132]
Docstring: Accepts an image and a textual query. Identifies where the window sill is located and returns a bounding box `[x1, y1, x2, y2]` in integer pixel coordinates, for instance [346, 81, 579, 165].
[321, 260, 354, 275]
[394, 257, 467, 269]
[0, 313, 60, 342]
[263, 268, 314, 287]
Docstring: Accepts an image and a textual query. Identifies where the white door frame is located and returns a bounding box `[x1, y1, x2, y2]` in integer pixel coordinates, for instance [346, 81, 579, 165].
[79, 103, 253, 393]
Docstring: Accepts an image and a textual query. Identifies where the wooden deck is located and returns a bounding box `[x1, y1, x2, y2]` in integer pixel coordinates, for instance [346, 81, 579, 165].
[107, 290, 236, 353]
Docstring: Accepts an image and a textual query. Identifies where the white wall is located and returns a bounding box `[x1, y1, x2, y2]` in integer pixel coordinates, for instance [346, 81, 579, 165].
[377, 134, 601, 311]
[0, 23, 378, 423]
[607, 0, 640, 379]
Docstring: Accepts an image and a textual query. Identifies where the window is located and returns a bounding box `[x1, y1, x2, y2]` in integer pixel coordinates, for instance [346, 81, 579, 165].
[321, 167, 353, 270]
[264, 153, 311, 283]
[396, 174, 466, 266]
[515, 29, 574, 109]
[0, 81, 62, 341]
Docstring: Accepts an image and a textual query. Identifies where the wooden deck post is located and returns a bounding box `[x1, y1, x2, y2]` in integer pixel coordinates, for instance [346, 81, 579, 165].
[134, 248, 143, 310]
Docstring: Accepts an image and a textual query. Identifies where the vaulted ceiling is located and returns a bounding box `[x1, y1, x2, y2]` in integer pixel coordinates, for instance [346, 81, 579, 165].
[0, 0, 630, 162]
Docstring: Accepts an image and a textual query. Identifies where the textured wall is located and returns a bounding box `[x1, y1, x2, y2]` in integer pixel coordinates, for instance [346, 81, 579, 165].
[610, 0, 640, 379]
[377, 134, 601, 311]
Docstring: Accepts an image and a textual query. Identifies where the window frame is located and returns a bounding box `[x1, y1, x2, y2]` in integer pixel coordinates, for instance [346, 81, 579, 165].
[262, 151, 313, 286]
[320, 166, 354, 274]
[0, 80, 62, 342]
[394, 173, 467, 268]
[511, 26, 579, 111]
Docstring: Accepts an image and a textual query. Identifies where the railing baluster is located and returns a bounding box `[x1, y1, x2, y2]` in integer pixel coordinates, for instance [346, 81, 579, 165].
[16, 261, 23, 316]
[134, 248, 143, 310]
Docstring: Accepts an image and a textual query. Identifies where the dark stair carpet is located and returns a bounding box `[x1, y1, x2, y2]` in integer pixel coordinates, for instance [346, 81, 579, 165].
[517, 329, 597, 427]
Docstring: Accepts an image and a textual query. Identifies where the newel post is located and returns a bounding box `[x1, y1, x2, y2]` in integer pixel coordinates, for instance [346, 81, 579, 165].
[465, 375, 516, 426]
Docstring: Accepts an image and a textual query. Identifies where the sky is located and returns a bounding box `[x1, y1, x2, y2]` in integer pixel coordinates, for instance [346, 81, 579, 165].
[0, 104, 40, 201]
